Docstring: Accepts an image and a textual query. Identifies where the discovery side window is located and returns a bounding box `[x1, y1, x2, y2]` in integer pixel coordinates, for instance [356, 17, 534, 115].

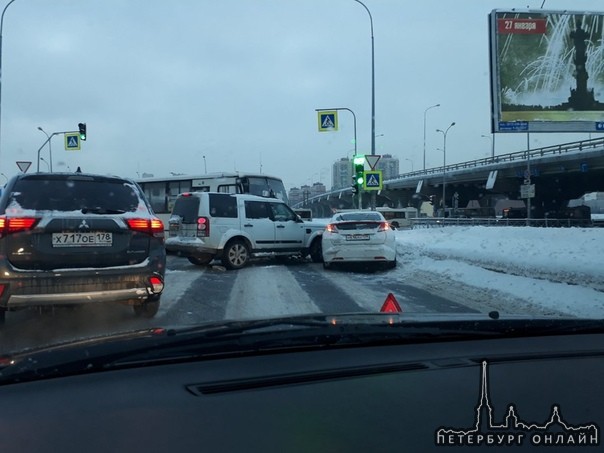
[209, 194, 238, 218]
[244, 201, 271, 220]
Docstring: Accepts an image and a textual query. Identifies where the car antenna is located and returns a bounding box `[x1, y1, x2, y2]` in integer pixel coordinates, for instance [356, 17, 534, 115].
[76, 166, 82, 174]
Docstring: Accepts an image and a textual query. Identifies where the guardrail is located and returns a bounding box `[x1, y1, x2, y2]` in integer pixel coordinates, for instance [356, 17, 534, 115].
[292, 137, 604, 208]
[410, 217, 595, 228]
[390, 137, 604, 180]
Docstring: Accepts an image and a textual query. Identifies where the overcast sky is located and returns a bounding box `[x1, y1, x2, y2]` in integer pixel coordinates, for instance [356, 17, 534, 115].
[0, 0, 602, 189]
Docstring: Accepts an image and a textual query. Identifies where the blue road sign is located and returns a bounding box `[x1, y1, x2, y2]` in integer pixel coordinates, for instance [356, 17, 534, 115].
[65, 133, 81, 151]
[499, 121, 529, 131]
[318, 111, 338, 132]
[363, 170, 382, 191]
[596, 122, 604, 131]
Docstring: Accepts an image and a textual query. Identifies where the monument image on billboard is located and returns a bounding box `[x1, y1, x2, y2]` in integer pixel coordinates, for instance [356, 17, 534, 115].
[489, 9, 604, 133]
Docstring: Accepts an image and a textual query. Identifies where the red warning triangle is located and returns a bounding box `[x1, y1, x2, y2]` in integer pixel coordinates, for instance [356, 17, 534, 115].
[380, 293, 402, 313]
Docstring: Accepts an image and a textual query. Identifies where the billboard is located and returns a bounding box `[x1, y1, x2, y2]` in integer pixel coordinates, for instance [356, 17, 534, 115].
[489, 9, 604, 133]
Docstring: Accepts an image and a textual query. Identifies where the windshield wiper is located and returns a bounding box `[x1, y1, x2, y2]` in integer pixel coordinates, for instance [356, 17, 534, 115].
[2, 317, 604, 385]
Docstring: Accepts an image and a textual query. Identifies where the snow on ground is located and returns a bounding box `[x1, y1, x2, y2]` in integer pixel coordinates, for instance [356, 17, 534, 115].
[394, 226, 604, 318]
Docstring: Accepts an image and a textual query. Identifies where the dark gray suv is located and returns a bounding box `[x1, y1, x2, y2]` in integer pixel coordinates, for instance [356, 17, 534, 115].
[0, 173, 166, 324]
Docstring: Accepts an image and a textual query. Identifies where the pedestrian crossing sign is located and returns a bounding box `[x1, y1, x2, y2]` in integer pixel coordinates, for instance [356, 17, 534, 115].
[363, 170, 382, 191]
[318, 111, 338, 132]
[65, 133, 81, 151]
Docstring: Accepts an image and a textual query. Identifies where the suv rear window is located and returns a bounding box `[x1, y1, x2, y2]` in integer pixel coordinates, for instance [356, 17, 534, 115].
[172, 196, 201, 223]
[7, 176, 141, 212]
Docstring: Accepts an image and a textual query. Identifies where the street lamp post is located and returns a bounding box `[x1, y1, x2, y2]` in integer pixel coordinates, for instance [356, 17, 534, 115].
[423, 104, 440, 172]
[38, 126, 52, 172]
[203, 155, 207, 173]
[353, 0, 376, 210]
[405, 158, 414, 172]
[481, 133, 495, 159]
[0, 0, 18, 165]
[436, 122, 455, 214]
[39, 157, 49, 172]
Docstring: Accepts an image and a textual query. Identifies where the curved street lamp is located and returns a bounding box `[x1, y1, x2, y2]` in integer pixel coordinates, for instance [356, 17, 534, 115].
[39, 156, 50, 172]
[436, 122, 455, 213]
[423, 104, 440, 172]
[481, 133, 494, 159]
[38, 126, 52, 172]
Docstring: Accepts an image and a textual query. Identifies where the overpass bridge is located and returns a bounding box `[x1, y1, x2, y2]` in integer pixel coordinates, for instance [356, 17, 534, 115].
[294, 137, 604, 218]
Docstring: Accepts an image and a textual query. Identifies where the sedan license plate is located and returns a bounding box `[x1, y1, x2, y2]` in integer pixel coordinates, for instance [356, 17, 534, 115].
[346, 234, 370, 241]
[52, 232, 113, 247]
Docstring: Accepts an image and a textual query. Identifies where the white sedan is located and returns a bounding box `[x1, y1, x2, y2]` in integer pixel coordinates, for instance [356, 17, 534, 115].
[321, 210, 397, 269]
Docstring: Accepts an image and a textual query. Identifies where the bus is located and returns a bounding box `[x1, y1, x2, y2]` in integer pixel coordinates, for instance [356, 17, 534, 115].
[136, 172, 288, 225]
[376, 207, 419, 229]
[334, 207, 419, 229]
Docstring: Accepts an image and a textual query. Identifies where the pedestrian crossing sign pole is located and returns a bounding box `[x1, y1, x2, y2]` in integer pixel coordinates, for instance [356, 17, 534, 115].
[363, 170, 383, 191]
[65, 133, 81, 151]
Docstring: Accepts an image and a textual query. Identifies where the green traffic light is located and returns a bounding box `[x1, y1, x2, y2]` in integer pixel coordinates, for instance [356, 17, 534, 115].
[78, 123, 87, 141]
[356, 176, 364, 185]
[353, 155, 365, 165]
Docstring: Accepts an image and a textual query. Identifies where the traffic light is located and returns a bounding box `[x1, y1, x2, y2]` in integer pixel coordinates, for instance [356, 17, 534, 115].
[351, 176, 358, 194]
[429, 195, 435, 205]
[353, 155, 365, 190]
[78, 123, 87, 141]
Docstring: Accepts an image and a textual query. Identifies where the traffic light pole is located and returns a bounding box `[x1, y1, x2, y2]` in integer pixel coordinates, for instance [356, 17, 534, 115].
[36, 130, 77, 172]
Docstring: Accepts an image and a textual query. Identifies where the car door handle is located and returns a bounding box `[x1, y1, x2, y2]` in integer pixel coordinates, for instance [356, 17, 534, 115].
[244, 224, 253, 227]
[276, 225, 285, 228]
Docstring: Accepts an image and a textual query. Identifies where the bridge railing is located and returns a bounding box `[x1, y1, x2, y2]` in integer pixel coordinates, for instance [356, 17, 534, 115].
[389, 137, 604, 180]
[292, 137, 604, 208]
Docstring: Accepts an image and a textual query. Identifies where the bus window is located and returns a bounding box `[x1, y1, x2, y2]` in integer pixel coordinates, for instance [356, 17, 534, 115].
[217, 184, 239, 194]
[144, 182, 167, 214]
[168, 180, 192, 212]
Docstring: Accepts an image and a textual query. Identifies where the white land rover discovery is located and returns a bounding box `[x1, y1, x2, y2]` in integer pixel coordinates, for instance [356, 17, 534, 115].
[165, 192, 325, 269]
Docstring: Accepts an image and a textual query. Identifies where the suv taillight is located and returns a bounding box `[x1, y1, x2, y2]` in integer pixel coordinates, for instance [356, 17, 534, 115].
[196, 217, 210, 237]
[0, 216, 39, 236]
[126, 218, 165, 237]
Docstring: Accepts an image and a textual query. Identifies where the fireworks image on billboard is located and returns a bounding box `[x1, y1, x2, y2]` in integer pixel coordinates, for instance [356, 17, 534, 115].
[489, 10, 604, 133]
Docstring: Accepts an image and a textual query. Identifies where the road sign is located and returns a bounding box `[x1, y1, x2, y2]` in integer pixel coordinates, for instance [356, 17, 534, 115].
[65, 133, 81, 151]
[365, 155, 381, 170]
[363, 170, 382, 191]
[520, 184, 535, 199]
[16, 161, 31, 173]
[318, 111, 338, 132]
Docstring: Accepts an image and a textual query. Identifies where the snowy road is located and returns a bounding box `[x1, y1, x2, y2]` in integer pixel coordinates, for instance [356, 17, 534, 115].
[1, 225, 602, 353]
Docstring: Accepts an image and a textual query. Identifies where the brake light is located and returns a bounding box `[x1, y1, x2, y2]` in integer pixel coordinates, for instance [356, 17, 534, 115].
[0, 216, 39, 235]
[326, 223, 338, 233]
[127, 218, 165, 237]
[377, 221, 389, 232]
[196, 217, 210, 237]
[148, 275, 164, 294]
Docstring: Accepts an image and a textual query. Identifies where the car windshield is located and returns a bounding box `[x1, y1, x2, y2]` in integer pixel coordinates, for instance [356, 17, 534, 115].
[0, 1, 604, 443]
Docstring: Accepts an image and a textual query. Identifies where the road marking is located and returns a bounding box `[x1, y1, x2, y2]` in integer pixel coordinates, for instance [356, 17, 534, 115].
[225, 265, 321, 319]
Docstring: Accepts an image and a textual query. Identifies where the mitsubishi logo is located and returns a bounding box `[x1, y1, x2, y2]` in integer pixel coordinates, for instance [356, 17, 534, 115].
[78, 220, 90, 231]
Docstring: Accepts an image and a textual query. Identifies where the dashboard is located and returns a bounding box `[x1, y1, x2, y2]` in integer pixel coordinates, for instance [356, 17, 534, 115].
[0, 333, 602, 452]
